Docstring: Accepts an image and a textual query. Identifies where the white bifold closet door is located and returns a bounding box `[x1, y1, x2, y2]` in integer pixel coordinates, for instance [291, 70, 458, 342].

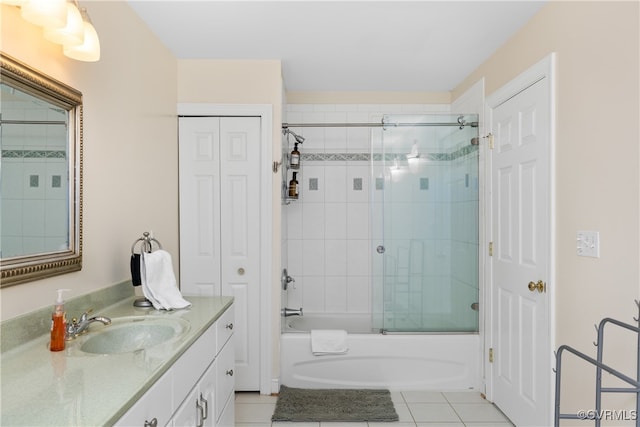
[178, 116, 261, 391]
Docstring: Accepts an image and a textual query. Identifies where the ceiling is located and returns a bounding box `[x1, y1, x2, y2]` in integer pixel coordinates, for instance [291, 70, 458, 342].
[127, 1, 546, 92]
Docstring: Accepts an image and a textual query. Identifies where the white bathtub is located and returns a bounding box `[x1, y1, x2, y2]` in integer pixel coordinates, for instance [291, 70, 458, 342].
[280, 314, 481, 391]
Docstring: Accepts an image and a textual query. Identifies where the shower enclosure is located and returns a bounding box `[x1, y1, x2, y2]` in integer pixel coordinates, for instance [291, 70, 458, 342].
[281, 112, 479, 335]
[371, 114, 479, 333]
[280, 112, 481, 389]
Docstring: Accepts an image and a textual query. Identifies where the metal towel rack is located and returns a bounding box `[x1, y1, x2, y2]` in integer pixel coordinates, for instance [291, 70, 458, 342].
[130, 232, 162, 308]
[131, 231, 162, 255]
[554, 300, 640, 426]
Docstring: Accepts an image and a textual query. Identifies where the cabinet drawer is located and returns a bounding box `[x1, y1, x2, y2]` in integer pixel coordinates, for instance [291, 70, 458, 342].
[115, 369, 172, 427]
[214, 343, 235, 422]
[216, 392, 235, 427]
[215, 305, 234, 354]
[172, 322, 216, 408]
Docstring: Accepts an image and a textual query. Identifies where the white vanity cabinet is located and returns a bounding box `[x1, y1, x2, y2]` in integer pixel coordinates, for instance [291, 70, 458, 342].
[115, 305, 234, 427]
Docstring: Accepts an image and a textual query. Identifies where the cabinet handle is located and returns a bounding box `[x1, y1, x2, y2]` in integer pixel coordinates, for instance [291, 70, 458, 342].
[144, 418, 157, 427]
[199, 392, 209, 420]
[225, 323, 233, 330]
[196, 398, 204, 427]
[226, 369, 234, 376]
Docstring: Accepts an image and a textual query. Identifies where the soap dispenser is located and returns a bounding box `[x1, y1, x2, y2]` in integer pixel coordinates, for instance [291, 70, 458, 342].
[50, 289, 70, 352]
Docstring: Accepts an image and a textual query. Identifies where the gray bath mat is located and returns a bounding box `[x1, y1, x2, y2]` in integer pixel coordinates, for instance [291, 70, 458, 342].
[271, 385, 399, 422]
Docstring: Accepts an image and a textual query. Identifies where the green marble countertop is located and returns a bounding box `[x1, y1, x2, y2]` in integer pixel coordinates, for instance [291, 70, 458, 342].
[1, 295, 233, 426]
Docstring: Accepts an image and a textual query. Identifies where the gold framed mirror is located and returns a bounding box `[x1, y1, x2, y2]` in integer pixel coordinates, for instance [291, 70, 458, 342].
[1, 53, 83, 287]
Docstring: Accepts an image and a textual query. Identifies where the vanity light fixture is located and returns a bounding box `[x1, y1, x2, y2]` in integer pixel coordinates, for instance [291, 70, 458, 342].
[63, 6, 100, 62]
[44, 0, 85, 47]
[2, 0, 100, 62]
[21, 0, 67, 29]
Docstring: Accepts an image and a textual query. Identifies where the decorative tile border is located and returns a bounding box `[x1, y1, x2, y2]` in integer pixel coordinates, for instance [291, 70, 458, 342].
[1, 149, 66, 159]
[301, 145, 477, 163]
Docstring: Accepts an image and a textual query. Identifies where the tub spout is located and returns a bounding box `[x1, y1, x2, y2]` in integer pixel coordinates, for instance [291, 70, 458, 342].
[282, 307, 303, 317]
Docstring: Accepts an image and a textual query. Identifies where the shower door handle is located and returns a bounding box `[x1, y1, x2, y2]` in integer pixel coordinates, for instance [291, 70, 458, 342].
[376, 245, 385, 254]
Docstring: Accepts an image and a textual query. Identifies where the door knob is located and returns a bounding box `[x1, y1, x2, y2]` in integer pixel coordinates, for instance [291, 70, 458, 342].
[238, 267, 245, 275]
[528, 280, 546, 293]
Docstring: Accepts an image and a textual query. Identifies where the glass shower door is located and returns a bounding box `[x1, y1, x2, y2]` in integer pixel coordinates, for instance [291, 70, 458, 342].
[371, 114, 479, 333]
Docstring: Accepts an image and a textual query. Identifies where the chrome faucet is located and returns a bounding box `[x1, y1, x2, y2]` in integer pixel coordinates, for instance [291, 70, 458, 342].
[66, 310, 111, 340]
[281, 307, 303, 317]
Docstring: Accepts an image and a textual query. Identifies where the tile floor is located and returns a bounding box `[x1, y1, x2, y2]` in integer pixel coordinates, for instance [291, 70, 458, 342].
[235, 390, 515, 426]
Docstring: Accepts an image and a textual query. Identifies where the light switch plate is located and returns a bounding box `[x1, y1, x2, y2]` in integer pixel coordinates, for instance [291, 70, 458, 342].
[577, 230, 600, 258]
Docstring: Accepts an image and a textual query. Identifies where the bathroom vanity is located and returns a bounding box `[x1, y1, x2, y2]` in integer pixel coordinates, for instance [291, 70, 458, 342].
[0, 291, 234, 426]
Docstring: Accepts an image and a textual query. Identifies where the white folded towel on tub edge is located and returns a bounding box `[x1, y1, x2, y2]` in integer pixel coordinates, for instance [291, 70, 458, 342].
[311, 329, 348, 356]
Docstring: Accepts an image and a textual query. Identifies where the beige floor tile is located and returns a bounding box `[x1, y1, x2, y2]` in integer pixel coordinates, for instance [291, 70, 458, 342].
[235, 391, 279, 404]
[394, 402, 417, 423]
[415, 423, 464, 427]
[272, 422, 319, 427]
[235, 402, 277, 423]
[443, 391, 488, 404]
[407, 403, 462, 423]
[450, 403, 510, 423]
[402, 391, 448, 403]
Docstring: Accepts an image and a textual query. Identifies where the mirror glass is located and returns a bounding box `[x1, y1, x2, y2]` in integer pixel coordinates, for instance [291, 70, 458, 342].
[1, 53, 82, 287]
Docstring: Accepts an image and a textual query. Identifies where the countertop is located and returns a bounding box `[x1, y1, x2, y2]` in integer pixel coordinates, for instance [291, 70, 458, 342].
[0, 295, 233, 426]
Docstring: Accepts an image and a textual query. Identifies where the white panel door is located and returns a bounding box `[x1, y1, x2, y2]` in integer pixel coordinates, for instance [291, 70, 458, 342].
[179, 116, 261, 391]
[179, 117, 221, 297]
[219, 117, 261, 390]
[490, 76, 551, 426]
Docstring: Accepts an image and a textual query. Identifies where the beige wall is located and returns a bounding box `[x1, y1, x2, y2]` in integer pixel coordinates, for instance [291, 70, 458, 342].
[454, 1, 640, 412]
[286, 91, 451, 104]
[177, 58, 284, 386]
[0, 2, 178, 320]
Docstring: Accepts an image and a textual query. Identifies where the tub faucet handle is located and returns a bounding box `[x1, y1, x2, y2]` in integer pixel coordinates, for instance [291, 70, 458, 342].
[282, 307, 303, 317]
[282, 268, 296, 290]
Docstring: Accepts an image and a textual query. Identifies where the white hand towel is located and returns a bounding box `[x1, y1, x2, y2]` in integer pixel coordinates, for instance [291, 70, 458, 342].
[141, 250, 191, 310]
[311, 329, 348, 356]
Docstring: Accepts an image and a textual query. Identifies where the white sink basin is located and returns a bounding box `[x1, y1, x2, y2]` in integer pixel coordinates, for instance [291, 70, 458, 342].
[79, 316, 190, 355]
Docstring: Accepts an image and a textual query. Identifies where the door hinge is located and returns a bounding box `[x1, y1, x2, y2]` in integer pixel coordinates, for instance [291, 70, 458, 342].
[486, 133, 494, 149]
[488, 242, 493, 256]
[489, 348, 494, 363]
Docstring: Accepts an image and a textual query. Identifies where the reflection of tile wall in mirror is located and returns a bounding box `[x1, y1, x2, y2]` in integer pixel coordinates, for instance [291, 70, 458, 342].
[1, 52, 83, 286]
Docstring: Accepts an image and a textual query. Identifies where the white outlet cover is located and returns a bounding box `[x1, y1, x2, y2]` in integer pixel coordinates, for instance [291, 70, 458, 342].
[577, 230, 600, 258]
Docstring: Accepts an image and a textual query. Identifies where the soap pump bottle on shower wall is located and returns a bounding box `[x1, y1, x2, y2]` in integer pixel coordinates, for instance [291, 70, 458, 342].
[290, 143, 300, 169]
[288, 172, 299, 199]
[50, 289, 70, 352]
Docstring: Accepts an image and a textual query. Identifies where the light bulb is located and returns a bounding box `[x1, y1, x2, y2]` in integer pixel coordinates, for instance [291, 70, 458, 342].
[44, 2, 84, 46]
[63, 8, 100, 62]
[21, 0, 68, 29]
[0, 0, 29, 5]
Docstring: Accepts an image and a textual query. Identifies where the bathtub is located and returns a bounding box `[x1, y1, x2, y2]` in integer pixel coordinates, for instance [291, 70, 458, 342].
[280, 314, 481, 391]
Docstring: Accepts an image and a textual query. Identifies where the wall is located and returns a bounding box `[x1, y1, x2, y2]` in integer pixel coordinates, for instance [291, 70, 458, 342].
[454, 1, 640, 414]
[177, 59, 284, 389]
[0, 2, 178, 321]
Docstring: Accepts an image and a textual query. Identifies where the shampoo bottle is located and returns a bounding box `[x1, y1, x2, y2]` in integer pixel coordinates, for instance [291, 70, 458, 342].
[50, 289, 70, 352]
[288, 172, 299, 199]
[290, 143, 300, 169]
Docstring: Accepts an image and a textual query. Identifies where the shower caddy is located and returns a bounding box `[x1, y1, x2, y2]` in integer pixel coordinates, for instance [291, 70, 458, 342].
[130, 231, 162, 308]
[554, 300, 640, 426]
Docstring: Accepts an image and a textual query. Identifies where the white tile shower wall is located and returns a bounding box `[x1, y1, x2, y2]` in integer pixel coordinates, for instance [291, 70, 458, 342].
[1, 101, 69, 258]
[284, 103, 451, 315]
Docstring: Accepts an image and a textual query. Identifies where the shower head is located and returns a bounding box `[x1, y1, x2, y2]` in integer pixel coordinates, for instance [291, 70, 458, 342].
[283, 128, 305, 144]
